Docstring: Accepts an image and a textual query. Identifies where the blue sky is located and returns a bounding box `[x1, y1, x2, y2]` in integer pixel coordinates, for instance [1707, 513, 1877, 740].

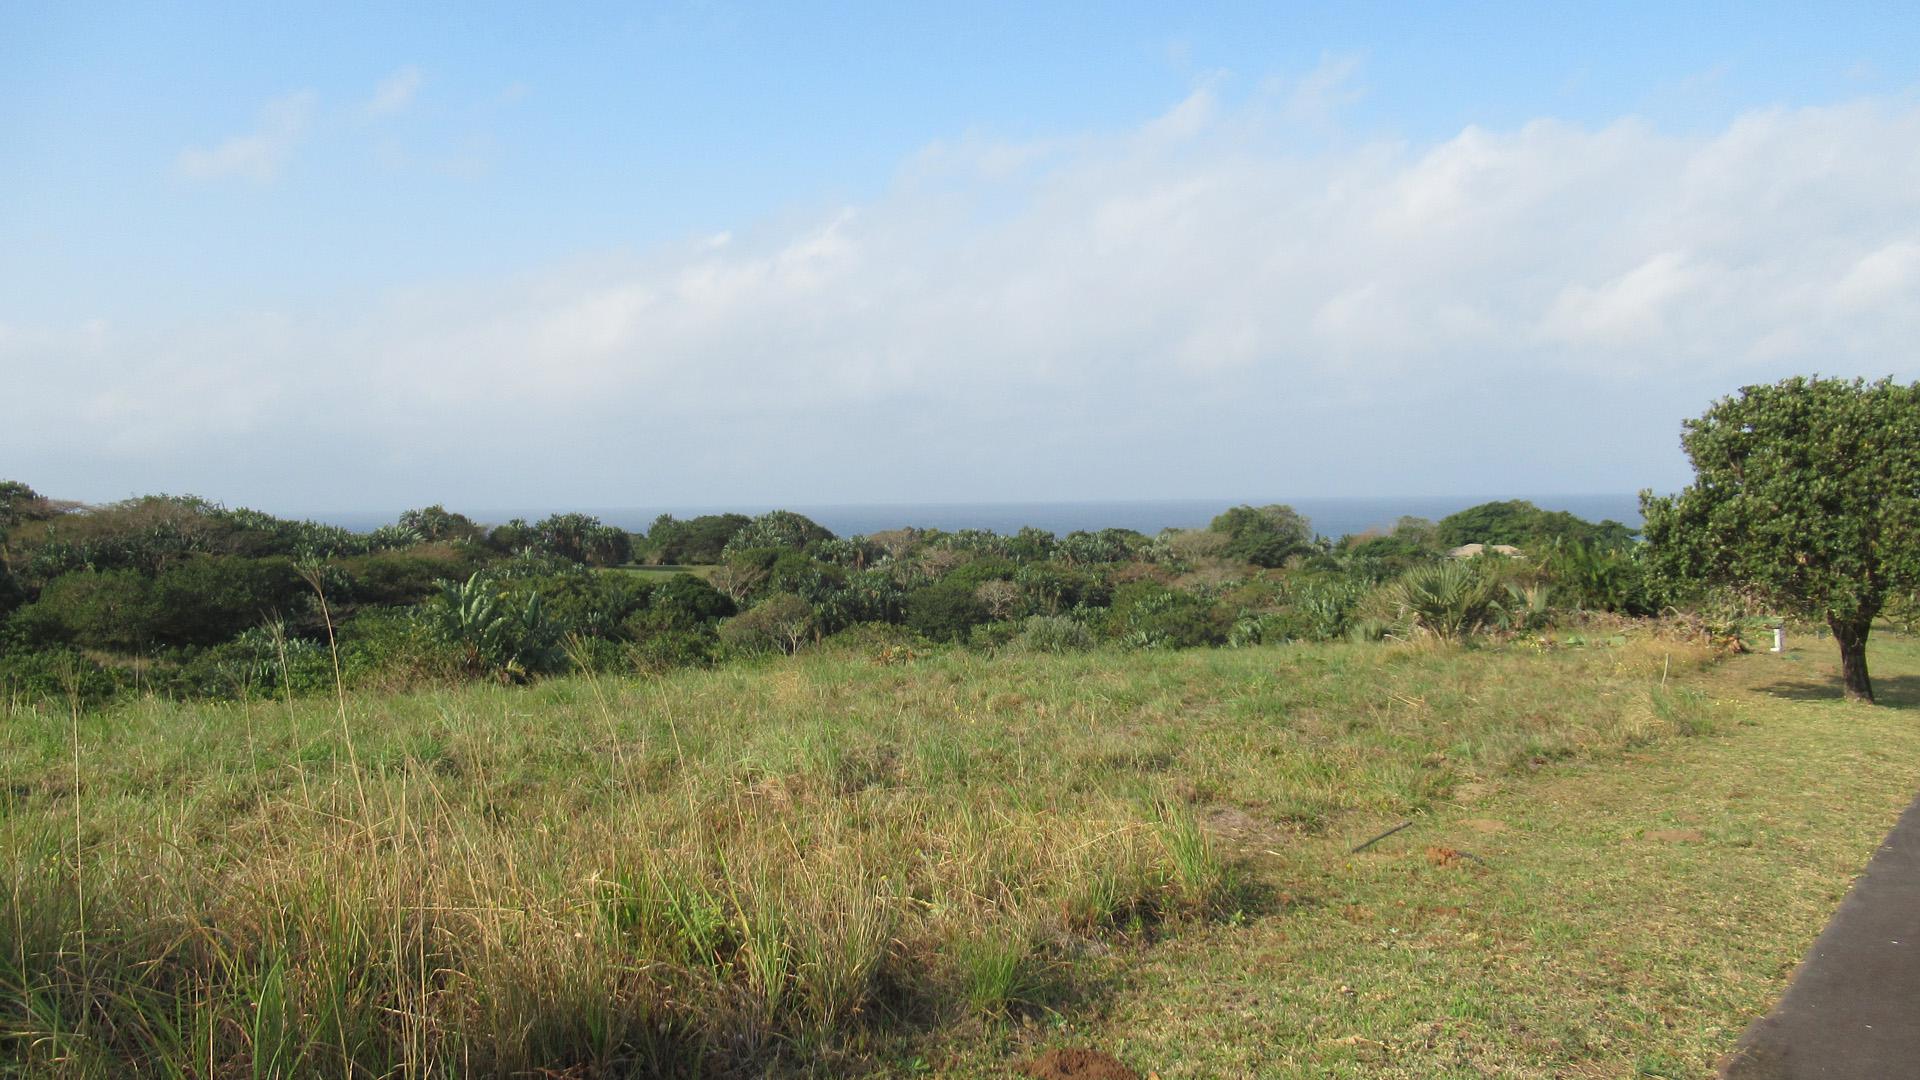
[5, 3, 1920, 514]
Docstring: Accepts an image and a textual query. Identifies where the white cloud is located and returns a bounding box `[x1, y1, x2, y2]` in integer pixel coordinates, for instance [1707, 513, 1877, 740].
[1542, 251, 1712, 347]
[26, 87, 1920, 507]
[175, 91, 316, 182]
[1283, 52, 1365, 125]
[368, 66, 423, 115]
[1831, 239, 1920, 311]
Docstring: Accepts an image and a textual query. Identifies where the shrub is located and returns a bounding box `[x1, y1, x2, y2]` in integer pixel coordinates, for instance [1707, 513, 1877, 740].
[1367, 560, 1505, 640]
[335, 545, 491, 607]
[627, 625, 720, 672]
[496, 571, 653, 640]
[967, 620, 1021, 650]
[722, 511, 834, 556]
[646, 574, 736, 629]
[420, 574, 566, 681]
[151, 555, 307, 646]
[164, 624, 334, 699]
[904, 578, 990, 643]
[819, 621, 931, 656]
[396, 505, 486, 543]
[1013, 562, 1107, 615]
[974, 579, 1023, 620]
[25, 569, 158, 650]
[531, 513, 633, 566]
[0, 564, 24, 621]
[1436, 500, 1635, 550]
[1284, 577, 1371, 642]
[718, 593, 815, 656]
[1541, 539, 1652, 615]
[644, 512, 752, 565]
[1014, 614, 1094, 653]
[0, 645, 119, 709]
[1208, 505, 1317, 568]
[942, 556, 1019, 590]
[1105, 583, 1229, 648]
[340, 607, 463, 687]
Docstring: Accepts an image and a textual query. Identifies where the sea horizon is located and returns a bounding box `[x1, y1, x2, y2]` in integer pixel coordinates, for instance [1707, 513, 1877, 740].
[307, 493, 1646, 542]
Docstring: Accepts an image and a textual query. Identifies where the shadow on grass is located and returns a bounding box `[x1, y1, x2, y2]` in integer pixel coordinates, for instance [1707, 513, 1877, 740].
[1752, 674, 1920, 710]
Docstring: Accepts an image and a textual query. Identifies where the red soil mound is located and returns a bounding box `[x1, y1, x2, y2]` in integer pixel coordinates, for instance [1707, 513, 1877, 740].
[1019, 1047, 1141, 1080]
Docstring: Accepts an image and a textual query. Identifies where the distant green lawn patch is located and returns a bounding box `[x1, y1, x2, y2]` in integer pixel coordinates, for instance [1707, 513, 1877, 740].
[608, 562, 718, 580]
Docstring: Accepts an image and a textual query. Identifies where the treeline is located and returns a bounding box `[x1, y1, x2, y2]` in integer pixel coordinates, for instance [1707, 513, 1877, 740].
[0, 481, 1650, 708]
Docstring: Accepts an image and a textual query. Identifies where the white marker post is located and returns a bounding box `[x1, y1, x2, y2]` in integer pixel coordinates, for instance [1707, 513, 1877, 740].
[1771, 625, 1786, 653]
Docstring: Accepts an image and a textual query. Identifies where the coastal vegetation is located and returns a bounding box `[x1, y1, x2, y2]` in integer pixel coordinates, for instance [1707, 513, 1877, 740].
[0, 482, 1652, 712]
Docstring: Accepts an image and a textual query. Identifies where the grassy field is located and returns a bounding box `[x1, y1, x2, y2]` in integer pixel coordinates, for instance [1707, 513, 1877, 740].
[3, 626, 1915, 1077]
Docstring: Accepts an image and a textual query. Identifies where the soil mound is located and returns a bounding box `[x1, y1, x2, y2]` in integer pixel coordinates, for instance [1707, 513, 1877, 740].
[1019, 1047, 1141, 1080]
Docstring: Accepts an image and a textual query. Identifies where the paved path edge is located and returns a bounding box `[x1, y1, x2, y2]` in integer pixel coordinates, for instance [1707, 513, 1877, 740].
[1721, 791, 1920, 1079]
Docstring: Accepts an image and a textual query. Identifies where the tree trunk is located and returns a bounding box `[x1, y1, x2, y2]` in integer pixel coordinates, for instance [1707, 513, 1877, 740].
[1828, 615, 1875, 704]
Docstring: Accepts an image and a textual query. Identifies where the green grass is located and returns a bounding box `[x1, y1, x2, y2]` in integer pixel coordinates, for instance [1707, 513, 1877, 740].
[608, 563, 719, 581]
[2, 627, 1914, 1076]
[973, 632, 1920, 1077]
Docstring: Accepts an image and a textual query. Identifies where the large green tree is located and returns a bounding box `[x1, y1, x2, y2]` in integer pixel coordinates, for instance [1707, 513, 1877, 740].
[1641, 376, 1920, 703]
[1206, 505, 1317, 568]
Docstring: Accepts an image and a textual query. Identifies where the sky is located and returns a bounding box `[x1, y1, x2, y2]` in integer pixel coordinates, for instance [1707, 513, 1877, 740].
[4, 2, 1920, 516]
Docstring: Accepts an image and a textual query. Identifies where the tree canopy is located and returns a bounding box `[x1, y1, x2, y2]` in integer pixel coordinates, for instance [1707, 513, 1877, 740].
[1641, 376, 1920, 702]
[1207, 504, 1316, 568]
[1434, 500, 1635, 550]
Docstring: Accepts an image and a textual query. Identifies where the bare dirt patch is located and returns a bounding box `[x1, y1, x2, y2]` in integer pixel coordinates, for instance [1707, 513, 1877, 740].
[1200, 803, 1295, 856]
[1646, 828, 1707, 843]
[1019, 1047, 1141, 1080]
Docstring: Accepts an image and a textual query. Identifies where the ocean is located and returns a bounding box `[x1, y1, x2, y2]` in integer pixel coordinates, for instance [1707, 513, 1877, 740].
[317, 494, 1645, 542]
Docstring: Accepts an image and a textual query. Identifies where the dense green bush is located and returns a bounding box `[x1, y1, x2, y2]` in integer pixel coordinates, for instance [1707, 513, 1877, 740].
[718, 592, 815, 655]
[161, 625, 335, 699]
[151, 555, 307, 646]
[1436, 500, 1635, 551]
[820, 620, 932, 655]
[905, 577, 991, 643]
[627, 625, 720, 672]
[1260, 577, 1370, 643]
[722, 510, 834, 556]
[335, 545, 491, 606]
[397, 505, 486, 543]
[1105, 583, 1230, 648]
[421, 574, 566, 681]
[0, 644, 119, 708]
[23, 569, 158, 650]
[495, 570, 652, 640]
[1540, 539, 1652, 615]
[1014, 614, 1095, 653]
[1013, 561, 1106, 615]
[941, 556, 1019, 590]
[1367, 560, 1508, 640]
[0, 565, 25, 622]
[340, 608, 462, 687]
[643, 513, 750, 564]
[645, 575, 736, 629]
[1209, 505, 1317, 568]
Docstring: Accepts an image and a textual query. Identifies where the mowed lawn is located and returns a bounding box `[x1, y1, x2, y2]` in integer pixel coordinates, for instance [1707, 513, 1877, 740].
[977, 632, 1920, 1078]
[3, 627, 1916, 1077]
